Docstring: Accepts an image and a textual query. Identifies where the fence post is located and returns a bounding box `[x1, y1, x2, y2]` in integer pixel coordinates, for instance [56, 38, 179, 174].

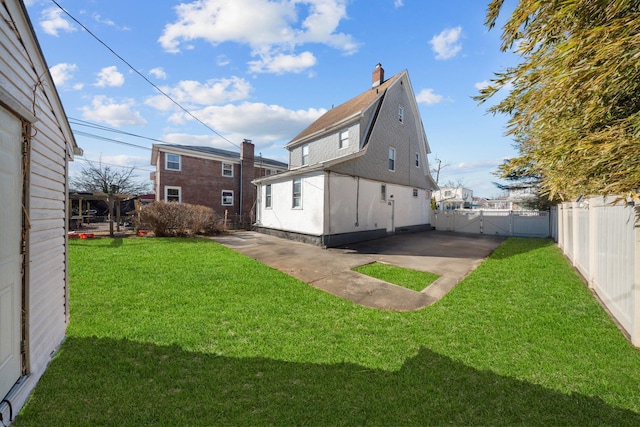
[587, 197, 598, 289]
[633, 205, 640, 347]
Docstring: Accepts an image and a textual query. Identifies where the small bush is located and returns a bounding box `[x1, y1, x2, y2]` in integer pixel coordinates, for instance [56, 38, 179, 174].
[139, 201, 222, 237]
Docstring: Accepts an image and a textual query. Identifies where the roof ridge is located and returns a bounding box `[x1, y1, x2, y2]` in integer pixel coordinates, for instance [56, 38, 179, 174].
[287, 70, 405, 146]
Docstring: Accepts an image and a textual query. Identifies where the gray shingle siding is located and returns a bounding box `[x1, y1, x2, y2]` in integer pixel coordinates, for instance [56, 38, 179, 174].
[289, 122, 361, 167]
[329, 76, 430, 189]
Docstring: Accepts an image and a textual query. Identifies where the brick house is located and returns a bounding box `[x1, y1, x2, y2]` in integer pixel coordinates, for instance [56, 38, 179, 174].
[151, 140, 287, 225]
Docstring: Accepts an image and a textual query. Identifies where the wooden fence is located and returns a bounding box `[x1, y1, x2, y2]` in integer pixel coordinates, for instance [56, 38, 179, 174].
[556, 196, 640, 346]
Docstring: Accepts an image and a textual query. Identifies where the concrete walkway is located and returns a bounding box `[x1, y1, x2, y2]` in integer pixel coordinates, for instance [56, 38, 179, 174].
[211, 230, 504, 311]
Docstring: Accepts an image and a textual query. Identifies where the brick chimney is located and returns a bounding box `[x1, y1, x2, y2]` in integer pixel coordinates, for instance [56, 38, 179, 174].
[372, 63, 384, 88]
[240, 139, 255, 226]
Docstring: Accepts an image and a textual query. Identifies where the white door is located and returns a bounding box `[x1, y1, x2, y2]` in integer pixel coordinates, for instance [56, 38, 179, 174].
[386, 199, 395, 233]
[0, 105, 22, 399]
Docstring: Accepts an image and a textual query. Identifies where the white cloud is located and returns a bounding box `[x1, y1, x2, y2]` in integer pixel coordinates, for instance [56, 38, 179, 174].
[95, 66, 125, 87]
[450, 159, 505, 174]
[474, 79, 514, 94]
[158, 0, 359, 74]
[430, 26, 463, 60]
[145, 77, 253, 110]
[416, 88, 444, 105]
[475, 80, 490, 91]
[248, 51, 317, 74]
[166, 102, 326, 148]
[216, 55, 231, 66]
[101, 154, 149, 167]
[49, 63, 77, 87]
[149, 67, 168, 80]
[81, 96, 147, 127]
[394, 0, 404, 7]
[39, 7, 76, 36]
[92, 13, 130, 31]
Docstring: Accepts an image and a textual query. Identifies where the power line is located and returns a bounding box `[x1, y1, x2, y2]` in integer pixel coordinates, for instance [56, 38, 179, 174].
[69, 117, 170, 145]
[49, 0, 240, 149]
[72, 130, 152, 151]
[74, 156, 155, 173]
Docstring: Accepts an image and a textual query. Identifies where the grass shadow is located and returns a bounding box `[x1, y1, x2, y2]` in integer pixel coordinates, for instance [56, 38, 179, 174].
[16, 336, 640, 426]
[489, 237, 556, 260]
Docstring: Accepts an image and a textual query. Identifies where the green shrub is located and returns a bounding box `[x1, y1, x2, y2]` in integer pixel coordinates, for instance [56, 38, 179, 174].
[139, 201, 222, 237]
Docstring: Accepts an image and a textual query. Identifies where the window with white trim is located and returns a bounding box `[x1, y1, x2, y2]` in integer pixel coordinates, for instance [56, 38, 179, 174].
[222, 162, 233, 177]
[413, 188, 419, 198]
[381, 184, 387, 201]
[302, 145, 309, 166]
[265, 184, 272, 208]
[165, 186, 181, 202]
[292, 178, 302, 208]
[398, 106, 404, 123]
[222, 190, 234, 206]
[415, 153, 420, 167]
[388, 148, 396, 171]
[339, 130, 349, 149]
[166, 153, 181, 171]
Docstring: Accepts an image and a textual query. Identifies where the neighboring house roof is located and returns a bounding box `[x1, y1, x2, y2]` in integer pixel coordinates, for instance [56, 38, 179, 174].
[151, 144, 288, 169]
[286, 71, 404, 148]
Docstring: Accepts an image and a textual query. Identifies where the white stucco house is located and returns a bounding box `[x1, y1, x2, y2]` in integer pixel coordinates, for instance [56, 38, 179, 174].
[253, 64, 437, 247]
[1, 0, 81, 422]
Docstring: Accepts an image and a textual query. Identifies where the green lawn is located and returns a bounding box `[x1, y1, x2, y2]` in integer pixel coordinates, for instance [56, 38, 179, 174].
[15, 237, 640, 426]
[353, 261, 439, 291]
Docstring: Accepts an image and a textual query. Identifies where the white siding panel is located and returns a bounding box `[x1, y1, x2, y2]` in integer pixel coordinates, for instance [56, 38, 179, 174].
[1, 0, 72, 417]
[259, 172, 325, 235]
[30, 218, 65, 232]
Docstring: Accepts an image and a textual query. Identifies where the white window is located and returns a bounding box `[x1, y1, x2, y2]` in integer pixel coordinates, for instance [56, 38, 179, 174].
[265, 184, 272, 208]
[415, 153, 420, 167]
[339, 130, 349, 149]
[444, 190, 452, 197]
[166, 153, 181, 171]
[398, 106, 404, 123]
[292, 178, 302, 208]
[222, 190, 234, 206]
[165, 186, 181, 203]
[265, 168, 272, 176]
[302, 145, 309, 166]
[381, 184, 387, 201]
[413, 188, 419, 198]
[388, 148, 396, 171]
[222, 162, 233, 177]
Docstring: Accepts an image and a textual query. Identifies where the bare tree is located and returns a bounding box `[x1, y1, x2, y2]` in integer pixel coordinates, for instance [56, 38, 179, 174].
[70, 159, 151, 196]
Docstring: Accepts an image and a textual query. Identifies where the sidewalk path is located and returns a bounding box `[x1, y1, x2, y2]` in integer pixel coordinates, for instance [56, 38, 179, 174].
[211, 230, 504, 311]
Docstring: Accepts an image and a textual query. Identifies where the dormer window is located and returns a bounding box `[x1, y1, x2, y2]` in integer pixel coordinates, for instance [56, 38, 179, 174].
[398, 106, 404, 123]
[302, 144, 309, 165]
[339, 130, 349, 149]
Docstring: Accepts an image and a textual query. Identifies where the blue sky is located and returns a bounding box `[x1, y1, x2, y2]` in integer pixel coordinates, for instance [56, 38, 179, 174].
[25, 0, 519, 197]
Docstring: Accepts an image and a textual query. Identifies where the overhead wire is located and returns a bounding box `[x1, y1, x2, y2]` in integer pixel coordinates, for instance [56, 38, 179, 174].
[49, 0, 240, 149]
[74, 156, 155, 173]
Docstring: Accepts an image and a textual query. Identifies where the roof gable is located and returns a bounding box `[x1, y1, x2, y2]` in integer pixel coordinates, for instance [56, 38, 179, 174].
[286, 70, 405, 148]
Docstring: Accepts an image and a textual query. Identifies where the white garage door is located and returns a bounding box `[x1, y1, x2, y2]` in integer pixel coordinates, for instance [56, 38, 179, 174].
[0, 105, 22, 399]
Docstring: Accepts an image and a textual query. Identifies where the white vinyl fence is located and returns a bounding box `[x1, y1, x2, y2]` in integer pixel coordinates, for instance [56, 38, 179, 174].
[556, 196, 640, 346]
[434, 210, 551, 238]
